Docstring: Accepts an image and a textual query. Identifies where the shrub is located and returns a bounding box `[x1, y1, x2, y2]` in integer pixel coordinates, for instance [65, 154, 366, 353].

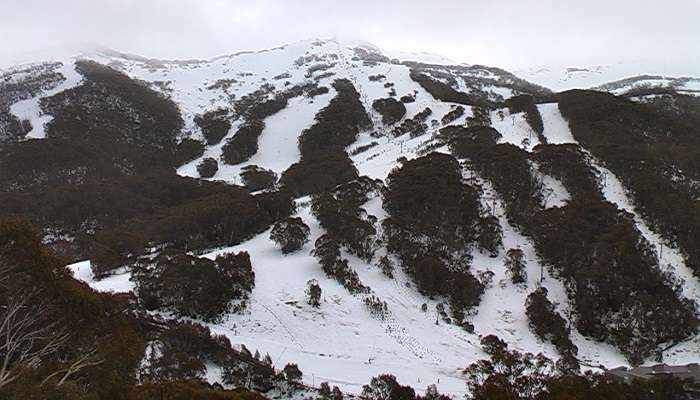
[525, 287, 578, 365]
[505, 248, 527, 284]
[362, 374, 416, 400]
[400, 94, 415, 103]
[194, 109, 231, 145]
[269, 217, 310, 254]
[392, 107, 432, 137]
[221, 120, 265, 165]
[372, 97, 406, 125]
[312, 235, 368, 294]
[282, 363, 303, 383]
[311, 180, 379, 262]
[134, 249, 254, 321]
[529, 198, 697, 364]
[441, 105, 465, 125]
[377, 255, 394, 278]
[254, 189, 296, 222]
[241, 165, 277, 192]
[280, 152, 359, 197]
[174, 138, 205, 165]
[306, 279, 322, 307]
[281, 79, 370, 196]
[410, 70, 491, 107]
[476, 215, 503, 257]
[350, 141, 379, 155]
[558, 90, 700, 278]
[197, 157, 218, 178]
[382, 153, 486, 316]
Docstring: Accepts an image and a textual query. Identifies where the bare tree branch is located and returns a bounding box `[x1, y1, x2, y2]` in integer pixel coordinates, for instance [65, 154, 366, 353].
[0, 267, 69, 389]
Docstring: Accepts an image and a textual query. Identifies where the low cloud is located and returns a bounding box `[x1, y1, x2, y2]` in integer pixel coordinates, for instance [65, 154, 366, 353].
[2, 0, 698, 72]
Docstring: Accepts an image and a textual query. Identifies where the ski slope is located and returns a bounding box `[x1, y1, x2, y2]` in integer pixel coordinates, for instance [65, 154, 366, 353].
[39, 39, 698, 395]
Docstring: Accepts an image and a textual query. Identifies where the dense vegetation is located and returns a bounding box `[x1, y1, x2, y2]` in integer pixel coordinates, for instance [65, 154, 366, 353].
[42, 60, 183, 150]
[310, 177, 380, 293]
[241, 165, 277, 192]
[382, 153, 490, 322]
[558, 90, 700, 278]
[441, 105, 465, 125]
[0, 62, 298, 278]
[409, 70, 487, 106]
[270, 217, 310, 254]
[463, 335, 697, 400]
[454, 131, 698, 363]
[134, 249, 254, 321]
[194, 108, 232, 145]
[392, 107, 432, 138]
[197, 157, 219, 178]
[525, 288, 578, 369]
[371, 97, 406, 125]
[280, 79, 371, 196]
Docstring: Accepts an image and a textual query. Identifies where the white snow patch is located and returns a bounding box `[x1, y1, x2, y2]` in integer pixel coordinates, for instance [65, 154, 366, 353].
[67, 260, 134, 293]
[9, 61, 83, 139]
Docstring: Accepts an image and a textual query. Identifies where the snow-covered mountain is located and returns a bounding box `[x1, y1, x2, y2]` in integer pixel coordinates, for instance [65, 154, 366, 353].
[514, 62, 700, 94]
[2, 38, 700, 397]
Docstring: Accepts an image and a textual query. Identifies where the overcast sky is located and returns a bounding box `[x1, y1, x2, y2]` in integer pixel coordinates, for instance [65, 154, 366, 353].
[2, 0, 699, 72]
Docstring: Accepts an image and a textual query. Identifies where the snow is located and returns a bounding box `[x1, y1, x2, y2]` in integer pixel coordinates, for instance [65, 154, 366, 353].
[177, 90, 336, 183]
[9, 61, 83, 139]
[537, 102, 700, 366]
[201, 200, 472, 395]
[513, 61, 700, 93]
[537, 103, 577, 144]
[538, 172, 571, 209]
[490, 108, 542, 151]
[42, 39, 700, 394]
[67, 260, 135, 293]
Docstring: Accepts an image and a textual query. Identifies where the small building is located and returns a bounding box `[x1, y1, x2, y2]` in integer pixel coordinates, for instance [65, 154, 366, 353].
[606, 363, 700, 383]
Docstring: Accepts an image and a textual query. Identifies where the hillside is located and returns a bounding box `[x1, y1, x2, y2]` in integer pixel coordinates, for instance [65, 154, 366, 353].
[1, 38, 699, 399]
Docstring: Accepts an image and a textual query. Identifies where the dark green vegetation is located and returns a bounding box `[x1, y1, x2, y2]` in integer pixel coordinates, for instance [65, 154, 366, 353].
[451, 112, 698, 363]
[134, 249, 254, 321]
[280, 79, 371, 196]
[558, 91, 700, 278]
[222, 120, 266, 164]
[311, 177, 380, 293]
[195, 108, 231, 145]
[410, 70, 482, 106]
[441, 105, 465, 125]
[525, 288, 578, 369]
[463, 335, 697, 400]
[0, 218, 271, 400]
[173, 137, 205, 165]
[42, 61, 183, 149]
[409, 63, 552, 107]
[382, 153, 495, 322]
[196, 157, 218, 178]
[221, 95, 288, 165]
[221, 81, 330, 167]
[392, 107, 432, 138]
[240, 165, 278, 192]
[372, 97, 406, 125]
[0, 61, 295, 279]
[270, 217, 310, 254]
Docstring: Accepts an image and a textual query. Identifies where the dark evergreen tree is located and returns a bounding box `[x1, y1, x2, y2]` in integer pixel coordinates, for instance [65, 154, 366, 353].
[196, 157, 219, 178]
[505, 248, 527, 284]
[270, 217, 310, 254]
[306, 279, 322, 307]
